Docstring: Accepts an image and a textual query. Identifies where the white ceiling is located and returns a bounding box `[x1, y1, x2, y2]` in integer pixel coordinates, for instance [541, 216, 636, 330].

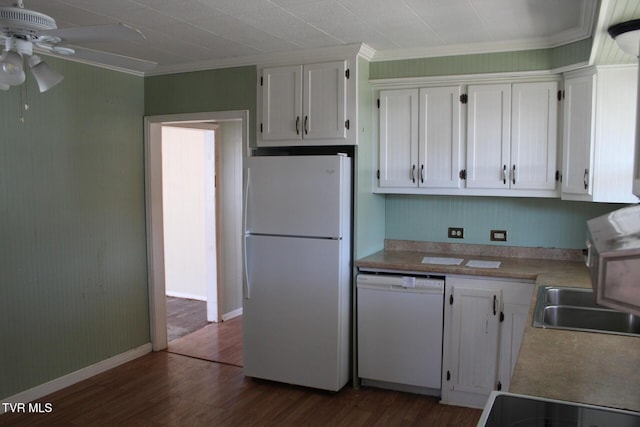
[4, 0, 606, 75]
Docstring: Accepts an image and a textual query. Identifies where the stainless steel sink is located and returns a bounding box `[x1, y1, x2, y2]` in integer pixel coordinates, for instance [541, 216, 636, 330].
[542, 286, 600, 308]
[533, 286, 640, 337]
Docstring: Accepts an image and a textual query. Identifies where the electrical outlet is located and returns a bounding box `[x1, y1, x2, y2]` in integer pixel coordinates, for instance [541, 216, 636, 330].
[491, 230, 507, 242]
[448, 227, 464, 239]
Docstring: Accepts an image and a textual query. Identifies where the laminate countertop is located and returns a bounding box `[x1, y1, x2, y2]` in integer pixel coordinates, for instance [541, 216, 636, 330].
[356, 243, 640, 413]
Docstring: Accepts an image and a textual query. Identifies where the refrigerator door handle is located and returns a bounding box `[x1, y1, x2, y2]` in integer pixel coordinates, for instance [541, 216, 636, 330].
[243, 167, 251, 299]
[244, 235, 251, 299]
[244, 166, 251, 234]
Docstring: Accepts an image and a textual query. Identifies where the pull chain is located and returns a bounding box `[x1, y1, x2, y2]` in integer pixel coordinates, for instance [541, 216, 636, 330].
[19, 75, 29, 123]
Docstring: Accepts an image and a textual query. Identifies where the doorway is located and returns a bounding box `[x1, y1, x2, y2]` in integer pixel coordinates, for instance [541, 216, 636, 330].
[162, 125, 217, 343]
[144, 111, 248, 352]
[163, 125, 217, 324]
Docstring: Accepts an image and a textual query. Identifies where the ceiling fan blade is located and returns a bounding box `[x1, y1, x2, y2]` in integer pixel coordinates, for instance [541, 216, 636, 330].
[39, 23, 146, 44]
[67, 46, 156, 72]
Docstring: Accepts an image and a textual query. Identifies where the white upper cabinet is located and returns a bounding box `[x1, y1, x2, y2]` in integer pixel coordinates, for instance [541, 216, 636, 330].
[511, 82, 558, 191]
[419, 86, 463, 189]
[562, 67, 638, 203]
[261, 65, 303, 141]
[562, 73, 595, 198]
[466, 84, 512, 189]
[467, 82, 558, 192]
[303, 61, 347, 140]
[378, 89, 419, 188]
[378, 86, 463, 189]
[376, 78, 559, 197]
[259, 60, 349, 146]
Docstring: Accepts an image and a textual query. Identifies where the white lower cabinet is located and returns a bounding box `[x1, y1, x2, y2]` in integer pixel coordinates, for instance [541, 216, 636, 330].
[442, 284, 502, 408]
[498, 302, 530, 393]
[441, 275, 533, 408]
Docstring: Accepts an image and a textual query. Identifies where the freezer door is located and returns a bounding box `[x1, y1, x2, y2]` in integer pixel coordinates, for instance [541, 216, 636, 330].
[246, 155, 350, 238]
[243, 234, 350, 391]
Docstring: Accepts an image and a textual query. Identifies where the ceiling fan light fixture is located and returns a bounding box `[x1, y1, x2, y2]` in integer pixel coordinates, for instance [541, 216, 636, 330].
[1, 49, 24, 75]
[0, 50, 25, 86]
[28, 55, 63, 92]
[608, 19, 640, 57]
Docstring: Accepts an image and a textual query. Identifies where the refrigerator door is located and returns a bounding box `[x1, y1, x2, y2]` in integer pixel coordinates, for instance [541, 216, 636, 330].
[246, 155, 350, 238]
[243, 234, 350, 391]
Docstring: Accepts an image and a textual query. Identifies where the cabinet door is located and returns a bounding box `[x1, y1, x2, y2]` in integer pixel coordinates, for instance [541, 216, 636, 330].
[466, 84, 511, 189]
[379, 89, 419, 188]
[562, 74, 595, 197]
[498, 303, 529, 392]
[446, 286, 501, 396]
[511, 82, 558, 191]
[419, 86, 463, 188]
[592, 67, 638, 203]
[261, 65, 303, 141]
[303, 61, 347, 140]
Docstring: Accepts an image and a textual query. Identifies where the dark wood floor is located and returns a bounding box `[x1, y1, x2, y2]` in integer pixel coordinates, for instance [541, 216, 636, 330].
[0, 302, 482, 426]
[0, 350, 482, 426]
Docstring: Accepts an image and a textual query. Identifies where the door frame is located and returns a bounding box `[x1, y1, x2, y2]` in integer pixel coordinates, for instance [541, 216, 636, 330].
[144, 110, 249, 351]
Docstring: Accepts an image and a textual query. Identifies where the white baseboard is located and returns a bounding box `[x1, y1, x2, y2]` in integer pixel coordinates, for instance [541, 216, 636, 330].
[222, 307, 243, 321]
[166, 291, 206, 301]
[1, 343, 152, 412]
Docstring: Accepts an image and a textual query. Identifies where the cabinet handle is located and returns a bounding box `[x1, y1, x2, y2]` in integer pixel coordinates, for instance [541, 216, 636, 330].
[493, 295, 498, 316]
[411, 165, 416, 183]
[420, 164, 425, 183]
[585, 239, 592, 268]
[583, 169, 589, 190]
[304, 116, 309, 135]
[512, 164, 516, 185]
[295, 116, 300, 135]
[502, 165, 507, 185]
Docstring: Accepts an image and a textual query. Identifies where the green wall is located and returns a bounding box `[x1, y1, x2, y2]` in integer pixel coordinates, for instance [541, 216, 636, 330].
[370, 38, 625, 250]
[0, 57, 148, 399]
[355, 57, 386, 258]
[144, 66, 257, 146]
[370, 38, 593, 79]
[386, 195, 623, 249]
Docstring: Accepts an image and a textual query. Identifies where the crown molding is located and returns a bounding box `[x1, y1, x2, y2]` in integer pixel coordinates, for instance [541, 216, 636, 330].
[370, 33, 593, 63]
[146, 43, 371, 76]
[370, 0, 597, 62]
[357, 43, 376, 61]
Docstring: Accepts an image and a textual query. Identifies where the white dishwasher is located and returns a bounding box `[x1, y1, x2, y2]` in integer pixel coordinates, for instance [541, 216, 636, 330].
[357, 273, 444, 393]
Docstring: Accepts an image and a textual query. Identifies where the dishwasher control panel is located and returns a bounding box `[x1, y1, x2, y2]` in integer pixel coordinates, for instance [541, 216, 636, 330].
[357, 272, 444, 292]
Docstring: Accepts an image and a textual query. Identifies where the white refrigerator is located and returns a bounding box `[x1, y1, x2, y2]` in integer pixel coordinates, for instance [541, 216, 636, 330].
[243, 154, 351, 392]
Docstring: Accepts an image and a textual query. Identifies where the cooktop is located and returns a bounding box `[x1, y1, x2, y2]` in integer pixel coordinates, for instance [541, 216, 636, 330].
[478, 391, 640, 427]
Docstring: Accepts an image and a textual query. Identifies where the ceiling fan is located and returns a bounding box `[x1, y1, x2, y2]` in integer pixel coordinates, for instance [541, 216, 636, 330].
[0, 0, 156, 92]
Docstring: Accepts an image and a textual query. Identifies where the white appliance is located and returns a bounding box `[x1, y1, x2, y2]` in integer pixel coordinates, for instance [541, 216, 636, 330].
[357, 273, 444, 393]
[242, 154, 351, 392]
[586, 204, 640, 316]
